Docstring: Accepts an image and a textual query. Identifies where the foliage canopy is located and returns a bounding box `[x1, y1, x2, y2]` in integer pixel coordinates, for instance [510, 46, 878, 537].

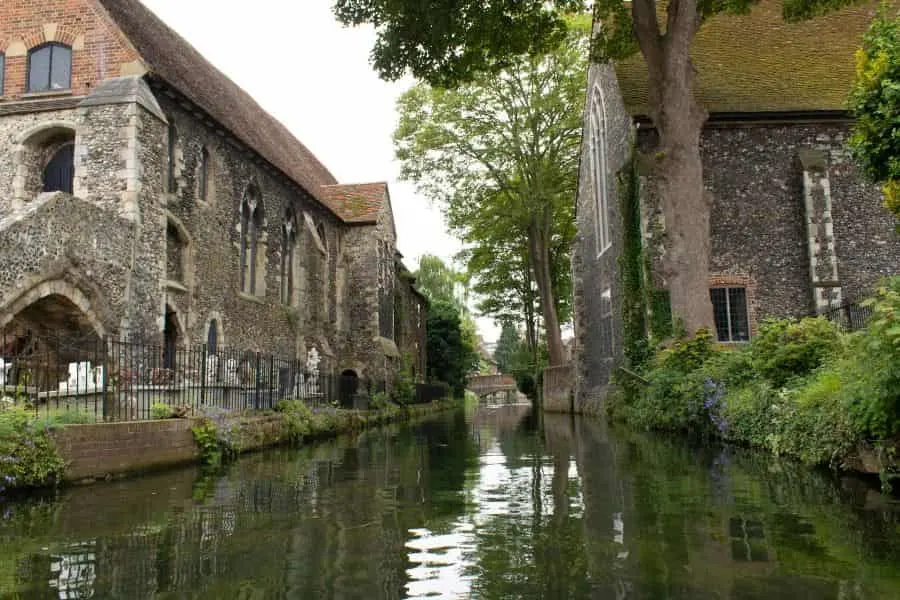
[849, 8, 900, 217]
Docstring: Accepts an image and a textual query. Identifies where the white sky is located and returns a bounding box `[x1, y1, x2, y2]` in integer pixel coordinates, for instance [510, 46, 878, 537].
[141, 0, 502, 343]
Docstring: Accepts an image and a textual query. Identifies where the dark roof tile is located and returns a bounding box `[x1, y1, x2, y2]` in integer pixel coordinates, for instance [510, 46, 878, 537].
[615, 0, 894, 115]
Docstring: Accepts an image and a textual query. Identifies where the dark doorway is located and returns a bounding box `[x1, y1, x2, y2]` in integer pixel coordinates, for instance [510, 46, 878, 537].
[163, 308, 179, 370]
[42, 144, 74, 194]
[207, 319, 218, 354]
[339, 369, 359, 409]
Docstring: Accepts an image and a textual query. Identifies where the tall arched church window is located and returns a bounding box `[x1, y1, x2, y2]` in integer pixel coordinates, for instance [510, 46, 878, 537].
[207, 319, 218, 354]
[240, 184, 265, 295]
[27, 43, 71, 92]
[198, 146, 210, 201]
[166, 121, 178, 194]
[42, 143, 74, 194]
[590, 85, 610, 256]
[281, 207, 297, 304]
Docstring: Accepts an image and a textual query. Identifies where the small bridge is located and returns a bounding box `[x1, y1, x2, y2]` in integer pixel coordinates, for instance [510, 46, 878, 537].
[468, 374, 519, 402]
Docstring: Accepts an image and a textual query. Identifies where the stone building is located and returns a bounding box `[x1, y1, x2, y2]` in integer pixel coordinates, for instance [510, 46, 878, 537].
[570, 0, 900, 412]
[0, 0, 426, 388]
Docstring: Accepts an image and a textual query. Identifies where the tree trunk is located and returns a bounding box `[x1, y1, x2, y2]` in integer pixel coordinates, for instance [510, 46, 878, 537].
[528, 213, 565, 366]
[633, 0, 716, 336]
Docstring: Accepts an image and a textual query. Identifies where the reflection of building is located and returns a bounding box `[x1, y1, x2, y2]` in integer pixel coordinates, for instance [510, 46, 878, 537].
[571, 0, 900, 410]
[0, 0, 424, 387]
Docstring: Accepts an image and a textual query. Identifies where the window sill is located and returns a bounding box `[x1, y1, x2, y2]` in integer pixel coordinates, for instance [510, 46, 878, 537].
[22, 90, 73, 99]
[237, 291, 266, 305]
[165, 280, 188, 293]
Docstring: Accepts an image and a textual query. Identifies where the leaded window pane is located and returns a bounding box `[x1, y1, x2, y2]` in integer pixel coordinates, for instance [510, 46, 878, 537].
[728, 288, 749, 341]
[710, 288, 730, 342]
[710, 287, 749, 342]
[50, 45, 71, 90]
[28, 46, 52, 92]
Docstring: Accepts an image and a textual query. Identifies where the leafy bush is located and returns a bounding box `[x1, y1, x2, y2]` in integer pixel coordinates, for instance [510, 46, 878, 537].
[0, 406, 66, 491]
[392, 358, 416, 406]
[369, 392, 389, 411]
[191, 408, 241, 466]
[276, 400, 313, 441]
[750, 317, 842, 388]
[151, 403, 175, 420]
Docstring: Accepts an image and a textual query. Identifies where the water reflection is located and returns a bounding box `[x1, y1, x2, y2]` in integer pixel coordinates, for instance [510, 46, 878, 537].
[1, 405, 899, 599]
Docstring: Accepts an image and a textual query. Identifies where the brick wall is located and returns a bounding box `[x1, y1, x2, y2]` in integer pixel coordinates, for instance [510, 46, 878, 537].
[51, 414, 290, 482]
[0, 0, 140, 100]
[52, 419, 199, 482]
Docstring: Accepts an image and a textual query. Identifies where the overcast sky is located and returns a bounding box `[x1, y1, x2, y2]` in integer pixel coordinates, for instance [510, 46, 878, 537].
[141, 0, 502, 343]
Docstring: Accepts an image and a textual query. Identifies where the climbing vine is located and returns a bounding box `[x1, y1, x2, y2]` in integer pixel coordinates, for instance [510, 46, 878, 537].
[616, 155, 651, 370]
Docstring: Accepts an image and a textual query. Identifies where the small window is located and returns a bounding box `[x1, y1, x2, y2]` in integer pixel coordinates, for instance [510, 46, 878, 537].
[710, 287, 749, 342]
[27, 43, 72, 92]
[0, 53, 5, 96]
[166, 122, 177, 194]
[316, 222, 327, 250]
[198, 146, 209, 201]
[42, 144, 74, 194]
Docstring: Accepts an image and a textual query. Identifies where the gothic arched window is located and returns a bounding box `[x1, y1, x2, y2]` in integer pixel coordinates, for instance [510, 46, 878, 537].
[198, 146, 210, 201]
[281, 207, 297, 304]
[589, 85, 610, 256]
[27, 43, 71, 92]
[240, 184, 265, 295]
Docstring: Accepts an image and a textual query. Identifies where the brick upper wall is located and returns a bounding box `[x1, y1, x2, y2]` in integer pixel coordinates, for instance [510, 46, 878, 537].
[0, 0, 140, 100]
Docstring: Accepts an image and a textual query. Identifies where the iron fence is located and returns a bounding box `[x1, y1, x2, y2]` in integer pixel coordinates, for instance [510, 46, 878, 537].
[817, 300, 873, 332]
[0, 332, 391, 422]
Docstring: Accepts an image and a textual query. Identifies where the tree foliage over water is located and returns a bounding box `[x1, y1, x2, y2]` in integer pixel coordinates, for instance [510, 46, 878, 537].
[394, 30, 585, 365]
[336, 0, 870, 339]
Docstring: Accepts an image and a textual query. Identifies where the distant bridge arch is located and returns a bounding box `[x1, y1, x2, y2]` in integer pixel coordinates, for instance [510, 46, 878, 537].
[467, 374, 518, 402]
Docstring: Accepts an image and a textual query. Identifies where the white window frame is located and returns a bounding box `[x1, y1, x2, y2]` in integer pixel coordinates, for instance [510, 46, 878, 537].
[710, 286, 750, 343]
[589, 84, 611, 258]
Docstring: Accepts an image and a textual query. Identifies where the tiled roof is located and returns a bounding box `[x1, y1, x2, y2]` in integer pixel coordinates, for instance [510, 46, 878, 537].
[96, 0, 341, 213]
[320, 183, 387, 224]
[614, 0, 893, 115]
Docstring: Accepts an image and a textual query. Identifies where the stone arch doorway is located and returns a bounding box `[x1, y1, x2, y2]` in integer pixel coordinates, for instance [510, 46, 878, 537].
[339, 369, 359, 409]
[163, 306, 181, 371]
[0, 292, 104, 393]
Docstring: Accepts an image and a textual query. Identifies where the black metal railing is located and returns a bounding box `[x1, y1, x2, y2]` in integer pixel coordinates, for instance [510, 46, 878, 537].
[817, 300, 873, 332]
[0, 331, 396, 422]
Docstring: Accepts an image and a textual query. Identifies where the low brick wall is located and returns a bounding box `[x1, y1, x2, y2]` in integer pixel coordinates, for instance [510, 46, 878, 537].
[52, 419, 200, 482]
[49, 400, 461, 484]
[542, 364, 575, 413]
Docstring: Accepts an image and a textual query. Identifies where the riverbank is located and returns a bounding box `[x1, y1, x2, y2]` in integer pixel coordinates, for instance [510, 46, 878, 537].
[1, 397, 462, 490]
[608, 280, 900, 488]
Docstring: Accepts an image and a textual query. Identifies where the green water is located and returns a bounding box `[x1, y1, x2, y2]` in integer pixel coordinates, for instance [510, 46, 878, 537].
[2, 405, 899, 599]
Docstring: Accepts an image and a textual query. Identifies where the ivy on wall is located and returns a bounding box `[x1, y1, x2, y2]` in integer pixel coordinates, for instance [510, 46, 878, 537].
[616, 151, 673, 371]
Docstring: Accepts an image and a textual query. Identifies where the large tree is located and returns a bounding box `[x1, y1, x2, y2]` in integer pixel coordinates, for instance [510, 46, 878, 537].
[849, 7, 900, 218]
[335, 0, 862, 336]
[393, 33, 585, 365]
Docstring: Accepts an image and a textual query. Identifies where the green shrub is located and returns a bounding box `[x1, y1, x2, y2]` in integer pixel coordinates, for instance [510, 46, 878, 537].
[0, 406, 66, 491]
[750, 317, 842, 388]
[276, 400, 313, 442]
[191, 409, 241, 466]
[719, 383, 776, 448]
[369, 392, 389, 411]
[151, 403, 175, 420]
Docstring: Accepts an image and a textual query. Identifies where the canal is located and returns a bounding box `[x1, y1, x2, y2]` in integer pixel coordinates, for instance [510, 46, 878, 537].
[2, 404, 899, 599]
